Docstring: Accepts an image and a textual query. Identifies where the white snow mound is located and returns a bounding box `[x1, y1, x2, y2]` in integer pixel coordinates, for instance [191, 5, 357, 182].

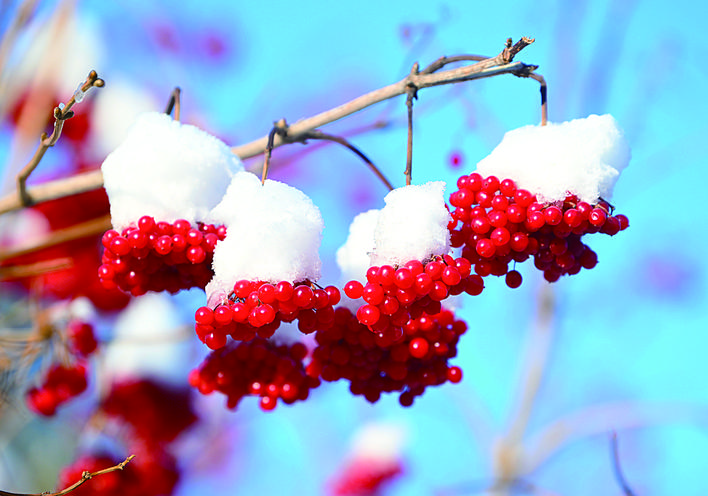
[371, 181, 451, 266]
[336, 209, 381, 284]
[101, 112, 243, 230]
[206, 171, 323, 301]
[475, 114, 630, 203]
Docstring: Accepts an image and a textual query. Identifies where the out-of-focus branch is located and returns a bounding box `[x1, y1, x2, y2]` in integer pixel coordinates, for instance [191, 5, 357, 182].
[0, 169, 103, 216]
[611, 432, 638, 496]
[0, 214, 111, 263]
[491, 283, 555, 495]
[0, 454, 135, 496]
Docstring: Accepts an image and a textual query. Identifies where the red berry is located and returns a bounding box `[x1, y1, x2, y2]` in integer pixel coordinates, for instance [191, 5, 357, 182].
[544, 206, 563, 226]
[344, 280, 364, 299]
[447, 366, 463, 383]
[356, 304, 380, 326]
[589, 208, 607, 226]
[409, 337, 429, 359]
[476, 239, 495, 258]
[505, 270, 523, 288]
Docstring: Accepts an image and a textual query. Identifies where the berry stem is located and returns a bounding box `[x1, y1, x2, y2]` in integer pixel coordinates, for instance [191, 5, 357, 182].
[164, 87, 182, 121]
[404, 63, 418, 187]
[298, 130, 394, 191]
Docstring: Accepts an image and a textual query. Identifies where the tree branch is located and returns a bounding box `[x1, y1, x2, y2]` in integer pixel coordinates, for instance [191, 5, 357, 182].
[0, 454, 135, 496]
[611, 432, 638, 496]
[15, 70, 104, 206]
[0, 37, 541, 216]
[231, 37, 537, 159]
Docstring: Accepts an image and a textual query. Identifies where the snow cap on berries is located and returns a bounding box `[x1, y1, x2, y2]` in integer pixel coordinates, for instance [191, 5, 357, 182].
[336, 209, 381, 283]
[475, 114, 630, 203]
[371, 182, 451, 266]
[206, 171, 323, 299]
[101, 112, 243, 230]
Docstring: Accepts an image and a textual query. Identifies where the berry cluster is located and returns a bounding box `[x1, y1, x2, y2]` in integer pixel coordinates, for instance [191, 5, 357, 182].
[26, 363, 88, 416]
[189, 338, 321, 411]
[67, 320, 99, 357]
[99, 216, 226, 296]
[194, 280, 341, 349]
[308, 307, 465, 406]
[448, 173, 628, 286]
[101, 378, 198, 448]
[26, 319, 99, 417]
[343, 255, 482, 339]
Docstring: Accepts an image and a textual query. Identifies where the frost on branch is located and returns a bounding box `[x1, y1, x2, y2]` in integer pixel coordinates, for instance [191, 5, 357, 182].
[475, 114, 630, 203]
[101, 112, 243, 230]
[206, 171, 324, 302]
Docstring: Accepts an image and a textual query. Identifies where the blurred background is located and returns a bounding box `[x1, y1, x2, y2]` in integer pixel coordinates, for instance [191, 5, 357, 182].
[0, 0, 707, 495]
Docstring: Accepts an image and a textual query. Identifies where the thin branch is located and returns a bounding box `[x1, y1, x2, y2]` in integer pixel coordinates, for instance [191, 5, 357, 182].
[295, 130, 394, 191]
[524, 401, 708, 473]
[611, 432, 638, 496]
[0, 214, 111, 262]
[15, 70, 104, 205]
[0, 257, 73, 281]
[0, 454, 135, 496]
[420, 54, 488, 74]
[0, 169, 103, 216]
[528, 73, 548, 125]
[404, 63, 418, 186]
[0, 0, 40, 86]
[231, 37, 537, 159]
[261, 119, 287, 184]
[164, 87, 181, 121]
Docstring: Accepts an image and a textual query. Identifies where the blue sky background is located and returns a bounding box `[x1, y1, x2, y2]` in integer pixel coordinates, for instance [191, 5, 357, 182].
[1, 0, 708, 495]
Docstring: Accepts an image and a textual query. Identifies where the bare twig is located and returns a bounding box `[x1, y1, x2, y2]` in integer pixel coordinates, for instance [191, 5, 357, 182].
[15, 70, 104, 206]
[0, 454, 135, 496]
[0, 169, 103, 216]
[529, 73, 548, 125]
[524, 401, 708, 473]
[261, 119, 287, 184]
[0, 257, 73, 281]
[231, 37, 538, 159]
[611, 432, 638, 496]
[295, 130, 394, 191]
[164, 87, 181, 121]
[0, 214, 111, 262]
[404, 63, 418, 186]
[0, 0, 40, 86]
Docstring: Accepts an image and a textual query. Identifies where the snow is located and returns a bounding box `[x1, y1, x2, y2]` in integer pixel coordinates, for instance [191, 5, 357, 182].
[206, 171, 323, 299]
[371, 181, 452, 266]
[475, 114, 630, 203]
[336, 209, 381, 284]
[101, 111, 243, 230]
